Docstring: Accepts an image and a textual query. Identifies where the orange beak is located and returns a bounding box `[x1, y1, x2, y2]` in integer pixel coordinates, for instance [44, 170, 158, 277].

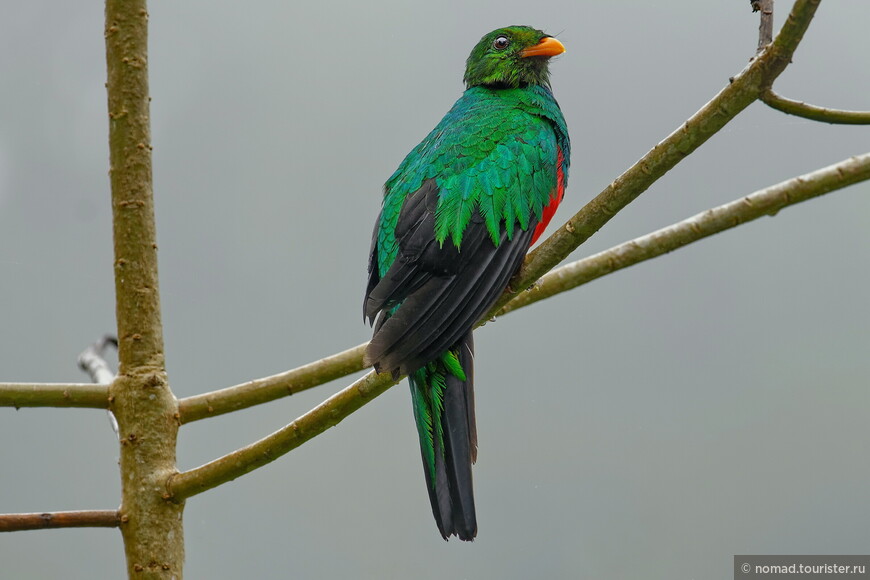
[520, 36, 566, 58]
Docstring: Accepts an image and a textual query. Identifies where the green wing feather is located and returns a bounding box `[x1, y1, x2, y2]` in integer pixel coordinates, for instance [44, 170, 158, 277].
[378, 85, 566, 277]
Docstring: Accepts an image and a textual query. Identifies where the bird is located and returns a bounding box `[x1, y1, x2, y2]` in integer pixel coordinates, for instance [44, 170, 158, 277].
[363, 25, 570, 541]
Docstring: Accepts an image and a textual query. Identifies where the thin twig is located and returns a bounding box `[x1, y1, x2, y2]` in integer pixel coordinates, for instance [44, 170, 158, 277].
[499, 152, 870, 315]
[752, 0, 775, 52]
[0, 510, 120, 532]
[761, 89, 870, 124]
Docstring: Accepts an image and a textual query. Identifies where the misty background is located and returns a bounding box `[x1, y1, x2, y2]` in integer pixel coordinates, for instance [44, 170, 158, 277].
[1, 1, 868, 578]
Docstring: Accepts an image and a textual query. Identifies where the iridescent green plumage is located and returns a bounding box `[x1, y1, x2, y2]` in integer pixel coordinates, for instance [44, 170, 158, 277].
[411, 351, 466, 487]
[380, 86, 563, 250]
[364, 26, 570, 541]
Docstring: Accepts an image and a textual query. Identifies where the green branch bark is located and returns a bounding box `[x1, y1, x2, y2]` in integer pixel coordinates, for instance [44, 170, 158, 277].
[104, 0, 183, 577]
[761, 89, 870, 124]
[168, 370, 397, 500]
[0, 383, 109, 409]
[178, 343, 367, 423]
[0, 338, 116, 409]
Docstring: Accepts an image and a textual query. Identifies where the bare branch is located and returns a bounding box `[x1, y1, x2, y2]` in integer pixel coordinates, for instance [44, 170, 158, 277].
[751, 0, 775, 52]
[178, 343, 367, 424]
[104, 0, 184, 574]
[761, 89, 870, 124]
[0, 510, 120, 533]
[0, 383, 109, 409]
[168, 370, 397, 501]
[0, 338, 117, 409]
[499, 152, 870, 315]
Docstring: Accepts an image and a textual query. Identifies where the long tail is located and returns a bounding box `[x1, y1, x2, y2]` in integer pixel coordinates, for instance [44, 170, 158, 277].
[408, 332, 477, 541]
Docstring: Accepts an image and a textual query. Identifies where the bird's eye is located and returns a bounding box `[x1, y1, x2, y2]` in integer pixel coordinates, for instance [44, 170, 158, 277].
[492, 35, 510, 50]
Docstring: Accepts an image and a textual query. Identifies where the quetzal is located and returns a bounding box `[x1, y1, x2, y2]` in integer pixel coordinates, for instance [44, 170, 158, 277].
[363, 25, 569, 541]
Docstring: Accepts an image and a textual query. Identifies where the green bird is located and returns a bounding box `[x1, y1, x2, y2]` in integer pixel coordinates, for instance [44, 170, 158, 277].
[364, 26, 570, 541]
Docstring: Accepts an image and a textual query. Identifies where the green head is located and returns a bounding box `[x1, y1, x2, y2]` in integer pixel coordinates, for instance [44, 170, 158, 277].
[463, 26, 565, 89]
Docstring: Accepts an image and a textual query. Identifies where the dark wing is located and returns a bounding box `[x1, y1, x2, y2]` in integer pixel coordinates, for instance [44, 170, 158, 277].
[364, 179, 535, 377]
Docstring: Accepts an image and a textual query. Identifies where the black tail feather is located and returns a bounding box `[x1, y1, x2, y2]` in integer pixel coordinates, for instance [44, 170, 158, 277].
[417, 333, 477, 541]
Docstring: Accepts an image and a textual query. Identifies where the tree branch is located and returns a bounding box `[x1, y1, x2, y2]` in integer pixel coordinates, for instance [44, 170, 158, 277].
[178, 343, 367, 423]
[761, 89, 870, 124]
[498, 152, 870, 315]
[0, 510, 120, 533]
[168, 370, 397, 500]
[104, 0, 184, 575]
[0, 338, 117, 409]
[0, 383, 109, 409]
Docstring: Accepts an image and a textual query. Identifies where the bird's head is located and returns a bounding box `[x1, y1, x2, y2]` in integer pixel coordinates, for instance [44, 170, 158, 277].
[463, 26, 565, 89]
